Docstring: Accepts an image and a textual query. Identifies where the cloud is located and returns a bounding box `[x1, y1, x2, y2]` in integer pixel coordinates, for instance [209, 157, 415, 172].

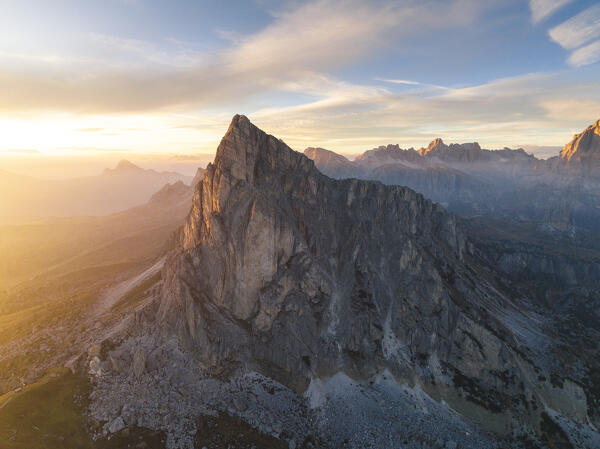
[250, 72, 600, 152]
[77, 128, 104, 132]
[2, 149, 41, 154]
[224, 0, 404, 75]
[56, 146, 130, 152]
[374, 77, 452, 94]
[1, 0, 595, 154]
[374, 78, 421, 85]
[0, 0, 497, 114]
[88, 33, 205, 67]
[549, 4, 600, 50]
[568, 39, 600, 67]
[168, 153, 209, 161]
[529, 0, 573, 24]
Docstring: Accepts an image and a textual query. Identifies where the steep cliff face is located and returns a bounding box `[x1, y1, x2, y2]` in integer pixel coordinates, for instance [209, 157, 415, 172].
[560, 120, 600, 164]
[370, 163, 492, 212]
[161, 116, 471, 383]
[156, 116, 589, 437]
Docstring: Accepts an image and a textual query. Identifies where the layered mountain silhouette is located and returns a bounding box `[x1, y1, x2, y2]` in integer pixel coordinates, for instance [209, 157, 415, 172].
[306, 120, 600, 230]
[83, 116, 600, 449]
[0, 177, 195, 289]
[0, 160, 192, 218]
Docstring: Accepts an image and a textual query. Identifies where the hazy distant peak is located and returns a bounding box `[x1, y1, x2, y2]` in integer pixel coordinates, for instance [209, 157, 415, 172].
[304, 147, 351, 163]
[149, 180, 191, 203]
[102, 159, 146, 176]
[115, 159, 143, 171]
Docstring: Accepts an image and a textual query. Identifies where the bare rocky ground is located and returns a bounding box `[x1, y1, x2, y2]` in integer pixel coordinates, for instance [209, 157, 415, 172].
[81, 320, 541, 449]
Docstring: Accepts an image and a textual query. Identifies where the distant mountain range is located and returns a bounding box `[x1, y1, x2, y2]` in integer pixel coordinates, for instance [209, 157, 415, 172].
[0, 160, 193, 219]
[306, 119, 600, 231]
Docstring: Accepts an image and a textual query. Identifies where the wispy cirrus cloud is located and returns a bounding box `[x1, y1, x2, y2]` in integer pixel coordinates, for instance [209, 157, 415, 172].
[374, 78, 421, 85]
[568, 40, 600, 67]
[549, 4, 600, 50]
[88, 33, 205, 67]
[547, 4, 600, 67]
[529, 0, 573, 24]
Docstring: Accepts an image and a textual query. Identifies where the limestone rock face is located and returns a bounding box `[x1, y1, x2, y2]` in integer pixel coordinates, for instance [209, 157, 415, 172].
[560, 119, 600, 163]
[156, 116, 588, 434]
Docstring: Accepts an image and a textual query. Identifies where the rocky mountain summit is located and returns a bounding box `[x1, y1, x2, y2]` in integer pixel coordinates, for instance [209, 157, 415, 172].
[85, 116, 600, 449]
[560, 120, 600, 164]
[352, 139, 535, 168]
[306, 120, 600, 230]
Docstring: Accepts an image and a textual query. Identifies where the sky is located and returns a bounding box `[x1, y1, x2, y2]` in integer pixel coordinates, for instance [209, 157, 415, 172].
[1, 0, 600, 173]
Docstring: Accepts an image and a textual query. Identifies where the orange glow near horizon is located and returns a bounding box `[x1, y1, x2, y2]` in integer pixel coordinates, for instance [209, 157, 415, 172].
[0, 114, 225, 156]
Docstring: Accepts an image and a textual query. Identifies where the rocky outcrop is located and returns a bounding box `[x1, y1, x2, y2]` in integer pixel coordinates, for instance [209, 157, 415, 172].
[191, 167, 205, 187]
[560, 120, 600, 164]
[151, 115, 595, 445]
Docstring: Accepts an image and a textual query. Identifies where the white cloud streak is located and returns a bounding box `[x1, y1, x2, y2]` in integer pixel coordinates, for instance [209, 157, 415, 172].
[529, 0, 573, 24]
[549, 3, 600, 50]
[374, 78, 421, 85]
[568, 39, 600, 67]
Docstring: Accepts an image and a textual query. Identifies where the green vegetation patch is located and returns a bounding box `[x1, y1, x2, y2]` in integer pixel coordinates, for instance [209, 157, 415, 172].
[0, 368, 90, 449]
[0, 369, 166, 449]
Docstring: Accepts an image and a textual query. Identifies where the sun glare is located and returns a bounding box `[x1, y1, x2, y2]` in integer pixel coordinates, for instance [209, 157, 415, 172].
[0, 114, 224, 156]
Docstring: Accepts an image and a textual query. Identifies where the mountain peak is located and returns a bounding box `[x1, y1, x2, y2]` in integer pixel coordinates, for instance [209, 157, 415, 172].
[419, 138, 447, 155]
[560, 119, 600, 163]
[115, 159, 142, 171]
[170, 115, 471, 388]
[304, 147, 350, 163]
[213, 114, 312, 184]
[428, 137, 445, 150]
[102, 159, 145, 176]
